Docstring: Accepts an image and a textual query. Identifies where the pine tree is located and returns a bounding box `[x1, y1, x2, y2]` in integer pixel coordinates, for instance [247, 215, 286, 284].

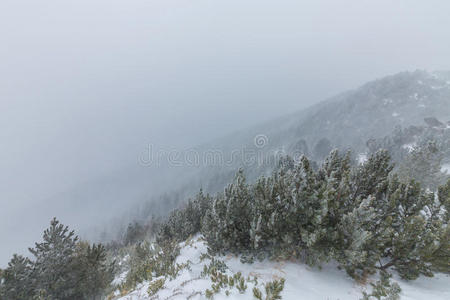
[158, 189, 212, 243]
[28, 218, 79, 299]
[202, 192, 228, 254]
[337, 195, 383, 278]
[203, 170, 252, 254]
[372, 177, 447, 279]
[72, 242, 115, 299]
[123, 222, 145, 245]
[183, 189, 211, 237]
[249, 176, 272, 252]
[0, 254, 33, 300]
[223, 169, 252, 252]
[438, 179, 450, 214]
[398, 141, 445, 191]
[351, 149, 394, 201]
[249, 168, 294, 258]
[313, 138, 332, 161]
[288, 155, 321, 261]
[1, 218, 115, 300]
[306, 150, 352, 263]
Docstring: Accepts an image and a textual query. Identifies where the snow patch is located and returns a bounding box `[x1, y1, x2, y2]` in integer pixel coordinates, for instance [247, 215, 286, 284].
[402, 143, 416, 152]
[358, 153, 368, 164]
[442, 164, 450, 174]
[112, 271, 128, 286]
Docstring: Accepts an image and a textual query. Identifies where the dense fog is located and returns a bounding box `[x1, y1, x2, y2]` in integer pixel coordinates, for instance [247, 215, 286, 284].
[1, 0, 450, 266]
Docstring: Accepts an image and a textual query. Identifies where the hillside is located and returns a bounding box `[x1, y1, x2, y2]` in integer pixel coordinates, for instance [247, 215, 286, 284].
[2, 71, 449, 300]
[113, 236, 450, 300]
[107, 146, 449, 300]
[205, 70, 450, 158]
[51, 71, 450, 232]
[4, 70, 449, 261]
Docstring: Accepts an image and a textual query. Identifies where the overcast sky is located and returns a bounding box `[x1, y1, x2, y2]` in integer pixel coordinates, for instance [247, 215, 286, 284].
[1, 0, 449, 264]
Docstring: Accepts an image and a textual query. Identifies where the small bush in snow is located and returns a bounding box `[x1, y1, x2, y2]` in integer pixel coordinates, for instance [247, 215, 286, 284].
[361, 271, 401, 300]
[252, 278, 285, 300]
[147, 277, 165, 297]
[201, 258, 228, 277]
[120, 240, 181, 293]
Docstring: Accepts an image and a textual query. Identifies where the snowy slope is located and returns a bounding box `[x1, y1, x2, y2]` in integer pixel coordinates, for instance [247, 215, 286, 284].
[114, 237, 450, 300]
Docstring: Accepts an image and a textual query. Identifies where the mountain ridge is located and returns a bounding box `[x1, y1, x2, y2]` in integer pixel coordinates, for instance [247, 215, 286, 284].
[3, 70, 449, 265]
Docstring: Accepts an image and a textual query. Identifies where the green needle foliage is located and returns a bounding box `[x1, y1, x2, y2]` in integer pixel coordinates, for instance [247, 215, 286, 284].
[0, 218, 114, 300]
[159, 150, 449, 281]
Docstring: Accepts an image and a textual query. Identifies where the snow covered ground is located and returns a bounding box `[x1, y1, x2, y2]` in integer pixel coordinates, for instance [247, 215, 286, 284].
[114, 237, 450, 300]
[357, 153, 368, 164]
